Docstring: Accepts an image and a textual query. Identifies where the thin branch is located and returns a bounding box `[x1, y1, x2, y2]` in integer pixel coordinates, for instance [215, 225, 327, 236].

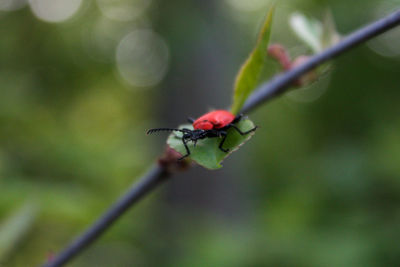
[43, 165, 169, 267]
[241, 9, 400, 114]
[43, 9, 400, 267]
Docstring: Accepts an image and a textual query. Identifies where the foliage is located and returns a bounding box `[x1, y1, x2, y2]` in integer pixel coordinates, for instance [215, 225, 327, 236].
[167, 119, 256, 169]
[231, 4, 275, 115]
[0, 0, 400, 266]
[167, 6, 274, 167]
[289, 11, 340, 53]
[0, 203, 38, 259]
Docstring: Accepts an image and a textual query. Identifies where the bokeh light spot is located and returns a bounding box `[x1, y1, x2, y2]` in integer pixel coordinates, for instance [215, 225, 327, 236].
[28, 0, 82, 23]
[368, 1, 400, 58]
[96, 0, 152, 21]
[286, 74, 331, 103]
[116, 30, 169, 88]
[82, 18, 131, 63]
[0, 0, 27, 11]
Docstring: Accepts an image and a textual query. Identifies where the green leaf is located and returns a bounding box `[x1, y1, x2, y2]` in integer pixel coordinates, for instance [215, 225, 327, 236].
[167, 119, 257, 170]
[0, 202, 38, 260]
[289, 12, 323, 53]
[321, 10, 341, 49]
[290, 11, 340, 53]
[231, 5, 275, 115]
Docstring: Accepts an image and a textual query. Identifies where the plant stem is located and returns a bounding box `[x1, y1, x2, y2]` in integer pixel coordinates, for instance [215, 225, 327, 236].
[43, 165, 169, 267]
[240, 9, 400, 114]
[42, 9, 400, 267]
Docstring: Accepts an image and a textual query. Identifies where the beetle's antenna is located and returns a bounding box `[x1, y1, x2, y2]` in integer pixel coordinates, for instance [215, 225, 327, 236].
[146, 128, 189, 135]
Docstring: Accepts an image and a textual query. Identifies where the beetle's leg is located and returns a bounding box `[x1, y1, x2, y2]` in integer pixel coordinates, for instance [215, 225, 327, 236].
[178, 137, 191, 160]
[218, 131, 229, 153]
[187, 117, 195, 123]
[228, 124, 258, 135]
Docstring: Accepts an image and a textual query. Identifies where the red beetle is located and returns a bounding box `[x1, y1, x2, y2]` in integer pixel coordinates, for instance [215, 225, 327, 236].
[147, 110, 257, 160]
[192, 110, 236, 130]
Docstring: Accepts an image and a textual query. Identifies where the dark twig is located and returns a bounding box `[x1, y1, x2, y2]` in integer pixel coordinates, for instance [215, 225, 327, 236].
[43, 165, 169, 267]
[42, 9, 400, 267]
[241, 9, 400, 114]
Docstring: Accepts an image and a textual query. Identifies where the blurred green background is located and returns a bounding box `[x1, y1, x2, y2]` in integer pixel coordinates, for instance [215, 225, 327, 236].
[1, 0, 400, 266]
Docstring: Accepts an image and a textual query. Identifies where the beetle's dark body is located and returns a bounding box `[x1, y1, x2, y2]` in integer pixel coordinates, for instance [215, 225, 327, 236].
[147, 110, 257, 160]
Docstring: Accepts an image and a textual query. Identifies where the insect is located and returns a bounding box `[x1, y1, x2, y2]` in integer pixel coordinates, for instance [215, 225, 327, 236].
[147, 110, 257, 160]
